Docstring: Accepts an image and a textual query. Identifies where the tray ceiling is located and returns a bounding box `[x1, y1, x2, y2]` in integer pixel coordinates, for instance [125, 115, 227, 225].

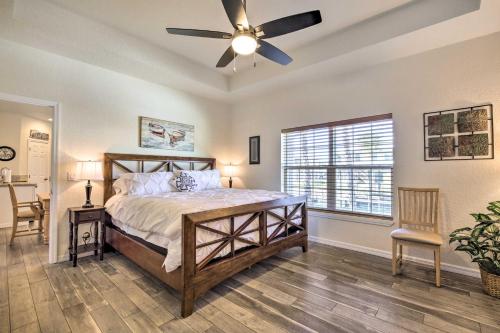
[47, 0, 410, 74]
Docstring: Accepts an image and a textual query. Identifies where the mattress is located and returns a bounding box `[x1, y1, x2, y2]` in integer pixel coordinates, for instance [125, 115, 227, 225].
[105, 188, 300, 272]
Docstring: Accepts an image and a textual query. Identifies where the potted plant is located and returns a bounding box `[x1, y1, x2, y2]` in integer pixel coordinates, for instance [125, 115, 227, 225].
[449, 201, 500, 298]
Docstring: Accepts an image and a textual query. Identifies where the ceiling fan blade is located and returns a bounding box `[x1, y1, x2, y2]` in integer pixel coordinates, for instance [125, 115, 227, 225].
[256, 40, 292, 65]
[166, 28, 232, 39]
[221, 0, 249, 30]
[255, 10, 322, 39]
[216, 46, 237, 67]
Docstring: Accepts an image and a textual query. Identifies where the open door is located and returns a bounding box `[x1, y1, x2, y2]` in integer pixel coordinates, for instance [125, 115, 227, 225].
[28, 139, 50, 194]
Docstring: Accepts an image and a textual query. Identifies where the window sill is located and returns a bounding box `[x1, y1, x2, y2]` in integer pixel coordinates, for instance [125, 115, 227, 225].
[308, 209, 394, 227]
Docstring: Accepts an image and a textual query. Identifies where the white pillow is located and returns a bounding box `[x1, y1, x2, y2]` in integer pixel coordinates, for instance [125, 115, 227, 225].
[170, 170, 222, 192]
[113, 172, 176, 195]
[112, 173, 134, 195]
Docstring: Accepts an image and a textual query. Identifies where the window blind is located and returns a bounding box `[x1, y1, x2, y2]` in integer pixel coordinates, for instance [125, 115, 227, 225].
[281, 114, 394, 217]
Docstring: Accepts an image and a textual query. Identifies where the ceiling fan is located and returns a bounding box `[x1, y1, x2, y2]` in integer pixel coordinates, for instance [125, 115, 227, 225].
[166, 0, 322, 68]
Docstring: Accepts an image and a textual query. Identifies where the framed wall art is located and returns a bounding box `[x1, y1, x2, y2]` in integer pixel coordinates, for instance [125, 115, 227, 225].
[30, 130, 49, 141]
[249, 136, 260, 164]
[139, 116, 194, 152]
[423, 104, 493, 161]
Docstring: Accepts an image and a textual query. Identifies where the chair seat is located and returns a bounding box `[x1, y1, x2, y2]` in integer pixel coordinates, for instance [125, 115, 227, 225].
[391, 228, 443, 245]
[17, 210, 36, 219]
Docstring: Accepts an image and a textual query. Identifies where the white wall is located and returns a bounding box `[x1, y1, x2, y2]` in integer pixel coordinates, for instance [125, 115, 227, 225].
[0, 111, 21, 172]
[0, 109, 51, 175]
[230, 31, 500, 273]
[0, 37, 232, 259]
[1, 7, 498, 275]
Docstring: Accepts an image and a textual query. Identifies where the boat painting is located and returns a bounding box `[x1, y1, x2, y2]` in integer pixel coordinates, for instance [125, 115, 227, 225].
[140, 116, 194, 151]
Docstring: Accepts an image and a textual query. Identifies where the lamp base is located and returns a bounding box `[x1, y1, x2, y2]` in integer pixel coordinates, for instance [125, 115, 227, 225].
[82, 180, 94, 208]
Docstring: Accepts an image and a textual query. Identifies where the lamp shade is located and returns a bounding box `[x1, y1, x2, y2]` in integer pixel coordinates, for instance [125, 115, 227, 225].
[224, 163, 236, 178]
[75, 161, 103, 181]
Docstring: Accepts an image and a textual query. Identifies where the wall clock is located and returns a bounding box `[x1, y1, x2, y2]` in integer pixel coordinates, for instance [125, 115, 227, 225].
[0, 146, 16, 161]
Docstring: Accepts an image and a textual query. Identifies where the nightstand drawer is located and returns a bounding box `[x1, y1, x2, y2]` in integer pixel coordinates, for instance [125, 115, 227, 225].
[78, 211, 101, 221]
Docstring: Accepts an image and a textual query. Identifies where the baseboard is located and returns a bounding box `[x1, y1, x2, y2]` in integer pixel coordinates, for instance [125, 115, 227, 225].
[308, 235, 480, 278]
[55, 234, 478, 278]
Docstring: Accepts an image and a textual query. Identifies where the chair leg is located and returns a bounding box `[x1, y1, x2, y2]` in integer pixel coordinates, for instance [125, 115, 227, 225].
[434, 247, 441, 287]
[398, 244, 403, 267]
[392, 238, 398, 275]
[10, 218, 18, 245]
[37, 210, 43, 233]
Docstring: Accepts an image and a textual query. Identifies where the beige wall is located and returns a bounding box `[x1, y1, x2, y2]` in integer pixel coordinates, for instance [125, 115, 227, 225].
[0, 111, 21, 172]
[229, 32, 500, 273]
[0, 109, 51, 175]
[0, 38, 232, 260]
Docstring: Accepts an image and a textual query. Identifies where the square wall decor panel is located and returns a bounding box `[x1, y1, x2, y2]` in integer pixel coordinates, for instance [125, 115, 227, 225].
[423, 104, 493, 161]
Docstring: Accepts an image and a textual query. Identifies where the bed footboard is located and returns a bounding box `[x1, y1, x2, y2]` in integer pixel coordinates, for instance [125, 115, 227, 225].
[180, 195, 308, 317]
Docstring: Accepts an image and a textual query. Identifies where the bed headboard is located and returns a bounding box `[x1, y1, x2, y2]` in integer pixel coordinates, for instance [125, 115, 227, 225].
[103, 153, 216, 203]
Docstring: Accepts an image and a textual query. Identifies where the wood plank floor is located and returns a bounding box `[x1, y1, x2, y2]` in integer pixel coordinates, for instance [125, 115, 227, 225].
[1, 228, 500, 333]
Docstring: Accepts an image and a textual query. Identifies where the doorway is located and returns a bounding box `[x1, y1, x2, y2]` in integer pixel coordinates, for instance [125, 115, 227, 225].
[0, 92, 59, 264]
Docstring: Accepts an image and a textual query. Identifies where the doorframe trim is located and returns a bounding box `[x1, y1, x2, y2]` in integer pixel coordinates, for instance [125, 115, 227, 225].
[0, 92, 60, 264]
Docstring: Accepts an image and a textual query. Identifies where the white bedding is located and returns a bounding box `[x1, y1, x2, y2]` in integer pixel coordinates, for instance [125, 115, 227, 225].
[105, 188, 294, 272]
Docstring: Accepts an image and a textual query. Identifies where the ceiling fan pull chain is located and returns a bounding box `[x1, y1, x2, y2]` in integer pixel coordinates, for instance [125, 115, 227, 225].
[253, 51, 256, 68]
[233, 50, 237, 72]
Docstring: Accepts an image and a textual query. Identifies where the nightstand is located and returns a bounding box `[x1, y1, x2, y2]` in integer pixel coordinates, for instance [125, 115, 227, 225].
[68, 206, 106, 267]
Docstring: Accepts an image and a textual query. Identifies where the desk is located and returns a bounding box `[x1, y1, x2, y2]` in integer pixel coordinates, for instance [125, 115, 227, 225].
[37, 192, 50, 244]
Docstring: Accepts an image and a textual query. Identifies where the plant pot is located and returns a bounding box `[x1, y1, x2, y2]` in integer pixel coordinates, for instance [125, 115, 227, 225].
[480, 266, 500, 298]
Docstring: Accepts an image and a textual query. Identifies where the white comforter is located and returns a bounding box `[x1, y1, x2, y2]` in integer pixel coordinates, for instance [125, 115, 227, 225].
[105, 188, 290, 272]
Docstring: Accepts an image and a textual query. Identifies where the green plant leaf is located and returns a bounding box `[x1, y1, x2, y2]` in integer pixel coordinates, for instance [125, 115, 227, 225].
[449, 235, 471, 244]
[485, 224, 499, 234]
[488, 201, 500, 210]
[471, 213, 491, 221]
[455, 245, 475, 253]
[450, 227, 472, 236]
[487, 205, 500, 215]
[474, 258, 498, 273]
[471, 227, 483, 239]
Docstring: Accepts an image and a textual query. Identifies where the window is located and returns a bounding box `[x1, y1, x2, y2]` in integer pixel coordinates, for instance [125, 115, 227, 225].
[281, 114, 394, 218]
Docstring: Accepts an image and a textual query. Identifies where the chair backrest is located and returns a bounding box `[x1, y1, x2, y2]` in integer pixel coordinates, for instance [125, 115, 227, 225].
[398, 187, 439, 232]
[8, 184, 18, 217]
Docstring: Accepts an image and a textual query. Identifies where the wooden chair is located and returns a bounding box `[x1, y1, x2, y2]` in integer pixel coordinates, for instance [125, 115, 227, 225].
[391, 187, 442, 287]
[8, 184, 43, 245]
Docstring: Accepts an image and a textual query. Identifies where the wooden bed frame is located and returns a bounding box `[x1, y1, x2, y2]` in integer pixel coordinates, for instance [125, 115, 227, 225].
[103, 153, 308, 317]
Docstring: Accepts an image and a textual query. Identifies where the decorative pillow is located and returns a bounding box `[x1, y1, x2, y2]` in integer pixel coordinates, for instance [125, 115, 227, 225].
[113, 172, 176, 195]
[170, 170, 222, 192]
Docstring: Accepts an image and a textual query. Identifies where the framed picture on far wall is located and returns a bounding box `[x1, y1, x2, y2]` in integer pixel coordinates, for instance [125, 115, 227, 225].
[249, 136, 260, 164]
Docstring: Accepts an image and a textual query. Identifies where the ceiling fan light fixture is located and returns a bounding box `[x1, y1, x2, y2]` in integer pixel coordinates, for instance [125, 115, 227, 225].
[231, 32, 257, 55]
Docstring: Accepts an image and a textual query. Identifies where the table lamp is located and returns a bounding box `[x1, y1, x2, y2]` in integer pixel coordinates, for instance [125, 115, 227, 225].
[75, 160, 103, 208]
[224, 163, 236, 188]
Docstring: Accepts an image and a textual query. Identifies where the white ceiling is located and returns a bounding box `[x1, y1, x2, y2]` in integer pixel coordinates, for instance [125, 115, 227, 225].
[0, 100, 53, 122]
[47, 0, 410, 74]
[3, 0, 498, 102]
